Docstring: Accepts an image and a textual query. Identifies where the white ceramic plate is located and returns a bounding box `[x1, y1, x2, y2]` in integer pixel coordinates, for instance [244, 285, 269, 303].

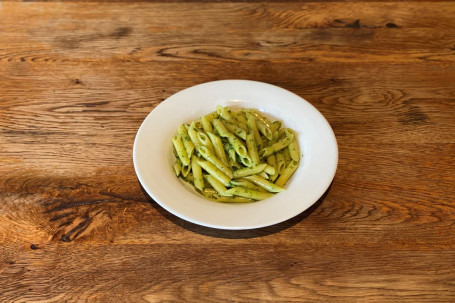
[133, 80, 338, 230]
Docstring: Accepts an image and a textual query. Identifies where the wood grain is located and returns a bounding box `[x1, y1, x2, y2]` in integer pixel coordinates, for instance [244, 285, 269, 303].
[0, 1, 454, 302]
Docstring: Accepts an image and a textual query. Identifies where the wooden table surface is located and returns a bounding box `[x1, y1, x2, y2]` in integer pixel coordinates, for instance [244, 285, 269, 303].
[1, 1, 454, 302]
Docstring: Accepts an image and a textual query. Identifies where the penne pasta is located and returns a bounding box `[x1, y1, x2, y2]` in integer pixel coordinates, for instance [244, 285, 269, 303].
[276, 151, 286, 174]
[224, 187, 274, 200]
[216, 105, 234, 121]
[198, 146, 233, 178]
[172, 135, 190, 166]
[245, 109, 272, 129]
[266, 154, 279, 182]
[197, 160, 231, 186]
[202, 188, 218, 200]
[205, 111, 218, 120]
[197, 131, 215, 155]
[258, 171, 269, 179]
[201, 116, 214, 133]
[239, 155, 253, 167]
[171, 105, 301, 202]
[275, 160, 299, 187]
[212, 119, 230, 137]
[256, 119, 273, 140]
[178, 124, 195, 159]
[181, 164, 191, 178]
[264, 164, 276, 176]
[226, 134, 248, 158]
[230, 179, 264, 192]
[235, 112, 248, 126]
[213, 119, 248, 158]
[266, 154, 276, 169]
[223, 120, 247, 140]
[187, 121, 201, 149]
[183, 172, 194, 182]
[288, 136, 300, 162]
[259, 128, 295, 158]
[270, 121, 282, 134]
[245, 111, 262, 149]
[243, 174, 285, 193]
[245, 130, 260, 166]
[233, 163, 267, 178]
[207, 132, 229, 167]
[213, 196, 254, 203]
[173, 161, 182, 177]
[282, 147, 291, 166]
[204, 175, 231, 196]
[191, 155, 204, 191]
[226, 143, 236, 167]
[267, 130, 279, 146]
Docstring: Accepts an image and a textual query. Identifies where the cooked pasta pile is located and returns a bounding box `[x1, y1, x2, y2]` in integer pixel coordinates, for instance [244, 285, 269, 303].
[172, 105, 300, 202]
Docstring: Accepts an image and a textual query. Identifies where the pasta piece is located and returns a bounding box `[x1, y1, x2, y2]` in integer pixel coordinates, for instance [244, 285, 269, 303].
[267, 130, 279, 146]
[227, 135, 248, 158]
[183, 172, 194, 182]
[225, 114, 248, 131]
[203, 189, 254, 203]
[187, 121, 201, 149]
[275, 160, 299, 187]
[235, 112, 248, 126]
[282, 147, 291, 166]
[223, 120, 247, 140]
[212, 119, 230, 137]
[195, 121, 203, 130]
[204, 175, 232, 196]
[264, 164, 275, 176]
[197, 131, 215, 155]
[270, 121, 281, 134]
[202, 188, 218, 199]
[205, 111, 218, 120]
[216, 105, 233, 121]
[207, 132, 229, 166]
[239, 155, 253, 167]
[288, 136, 300, 162]
[245, 111, 262, 148]
[230, 180, 264, 192]
[173, 161, 182, 177]
[243, 175, 284, 193]
[181, 164, 191, 178]
[213, 119, 248, 158]
[266, 154, 276, 169]
[275, 151, 286, 174]
[201, 116, 213, 133]
[245, 130, 260, 166]
[233, 163, 267, 178]
[178, 124, 195, 159]
[191, 155, 204, 191]
[258, 171, 269, 179]
[213, 196, 254, 203]
[259, 128, 295, 158]
[224, 187, 274, 200]
[256, 119, 272, 140]
[202, 188, 217, 195]
[198, 146, 233, 179]
[226, 143, 236, 167]
[266, 154, 279, 182]
[197, 160, 231, 186]
[172, 135, 190, 166]
[245, 109, 272, 129]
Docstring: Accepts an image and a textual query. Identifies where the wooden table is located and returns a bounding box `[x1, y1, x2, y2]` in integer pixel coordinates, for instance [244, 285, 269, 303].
[1, 1, 454, 302]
